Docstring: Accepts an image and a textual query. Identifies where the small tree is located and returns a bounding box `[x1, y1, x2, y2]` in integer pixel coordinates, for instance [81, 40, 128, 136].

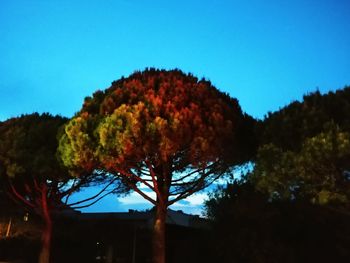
[0, 113, 124, 263]
[58, 68, 249, 263]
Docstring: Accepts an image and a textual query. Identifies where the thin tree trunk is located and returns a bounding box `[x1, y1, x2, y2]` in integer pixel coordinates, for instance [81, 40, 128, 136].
[39, 186, 52, 263]
[39, 219, 52, 263]
[152, 204, 167, 263]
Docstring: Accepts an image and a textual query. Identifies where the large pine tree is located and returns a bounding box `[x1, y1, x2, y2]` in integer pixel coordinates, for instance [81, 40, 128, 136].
[58, 68, 251, 263]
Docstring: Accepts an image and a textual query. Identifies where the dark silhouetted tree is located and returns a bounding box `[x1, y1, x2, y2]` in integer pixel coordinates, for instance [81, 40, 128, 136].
[203, 87, 350, 263]
[252, 124, 350, 205]
[253, 87, 350, 205]
[260, 87, 350, 151]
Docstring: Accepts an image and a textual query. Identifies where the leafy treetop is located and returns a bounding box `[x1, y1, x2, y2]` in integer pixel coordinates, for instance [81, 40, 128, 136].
[260, 87, 350, 151]
[59, 68, 248, 206]
[0, 113, 69, 184]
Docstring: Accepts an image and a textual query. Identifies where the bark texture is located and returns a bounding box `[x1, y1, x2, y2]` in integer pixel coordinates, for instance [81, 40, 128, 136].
[152, 204, 167, 263]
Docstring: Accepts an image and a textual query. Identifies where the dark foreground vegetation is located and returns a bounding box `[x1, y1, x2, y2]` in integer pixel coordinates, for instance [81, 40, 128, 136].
[1, 191, 349, 263]
[205, 181, 350, 263]
[0, 213, 212, 263]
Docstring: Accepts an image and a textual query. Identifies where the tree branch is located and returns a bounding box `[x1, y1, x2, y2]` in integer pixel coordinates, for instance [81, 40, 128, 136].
[167, 165, 225, 206]
[69, 188, 117, 209]
[10, 184, 35, 208]
[145, 159, 162, 200]
[66, 177, 118, 207]
[114, 167, 155, 192]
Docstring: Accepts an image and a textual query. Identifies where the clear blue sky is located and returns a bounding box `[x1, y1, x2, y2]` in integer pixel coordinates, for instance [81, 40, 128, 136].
[1, 0, 349, 213]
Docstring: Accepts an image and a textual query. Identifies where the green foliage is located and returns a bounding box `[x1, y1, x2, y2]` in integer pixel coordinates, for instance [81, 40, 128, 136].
[0, 113, 129, 263]
[252, 87, 350, 205]
[261, 87, 350, 151]
[205, 180, 267, 220]
[58, 68, 251, 205]
[252, 125, 350, 204]
[0, 113, 69, 184]
[58, 68, 254, 263]
[204, 86, 350, 263]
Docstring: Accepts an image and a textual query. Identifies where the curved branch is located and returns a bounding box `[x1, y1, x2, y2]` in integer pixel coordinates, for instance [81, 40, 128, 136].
[66, 177, 118, 207]
[127, 182, 156, 205]
[171, 162, 218, 183]
[10, 184, 35, 208]
[69, 188, 116, 209]
[167, 166, 225, 206]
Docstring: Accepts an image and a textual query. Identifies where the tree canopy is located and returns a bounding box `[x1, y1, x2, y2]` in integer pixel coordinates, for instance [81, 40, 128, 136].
[204, 86, 350, 262]
[0, 113, 68, 183]
[0, 113, 71, 263]
[252, 88, 350, 205]
[252, 125, 350, 204]
[0, 113, 73, 213]
[58, 68, 251, 263]
[59, 69, 249, 204]
[260, 87, 350, 151]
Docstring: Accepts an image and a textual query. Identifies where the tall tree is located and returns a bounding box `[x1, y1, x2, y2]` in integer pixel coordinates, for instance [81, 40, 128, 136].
[58, 68, 249, 263]
[0, 113, 123, 263]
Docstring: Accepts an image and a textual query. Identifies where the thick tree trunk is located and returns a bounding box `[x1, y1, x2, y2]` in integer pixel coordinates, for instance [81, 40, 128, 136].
[152, 204, 167, 263]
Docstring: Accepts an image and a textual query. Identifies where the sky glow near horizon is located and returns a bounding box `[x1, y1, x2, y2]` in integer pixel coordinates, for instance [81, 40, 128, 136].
[68, 180, 219, 216]
[1, 0, 350, 214]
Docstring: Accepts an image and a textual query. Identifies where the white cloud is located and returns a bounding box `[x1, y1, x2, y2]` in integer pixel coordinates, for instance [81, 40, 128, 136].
[119, 190, 208, 206]
[117, 190, 208, 215]
[183, 193, 208, 206]
[169, 192, 208, 208]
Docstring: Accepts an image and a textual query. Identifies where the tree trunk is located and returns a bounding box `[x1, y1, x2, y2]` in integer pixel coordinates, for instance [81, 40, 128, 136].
[39, 186, 52, 263]
[39, 219, 52, 263]
[152, 204, 167, 263]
